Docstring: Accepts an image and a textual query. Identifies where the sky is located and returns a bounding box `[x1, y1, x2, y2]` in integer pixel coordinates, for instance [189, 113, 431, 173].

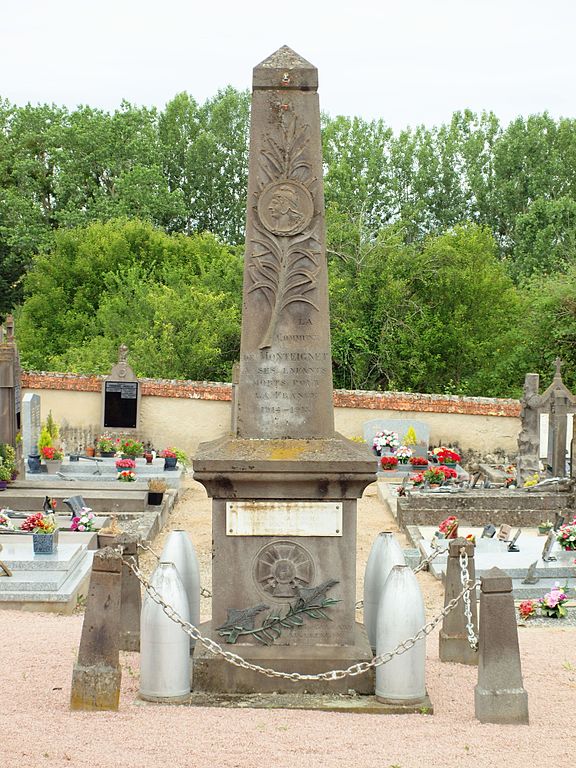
[2, 0, 575, 132]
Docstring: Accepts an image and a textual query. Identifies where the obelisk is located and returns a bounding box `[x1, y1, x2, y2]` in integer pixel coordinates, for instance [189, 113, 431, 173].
[193, 47, 375, 695]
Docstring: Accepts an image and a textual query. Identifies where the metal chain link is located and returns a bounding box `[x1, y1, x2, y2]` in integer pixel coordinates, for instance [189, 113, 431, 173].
[124, 555, 479, 682]
[459, 548, 479, 651]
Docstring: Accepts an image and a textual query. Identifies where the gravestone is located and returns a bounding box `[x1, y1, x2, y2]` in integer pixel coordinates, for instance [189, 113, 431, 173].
[363, 418, 429, 459]
[102, 344, 140, 431]
[193, 47, 375, 695]
[0, 315, 22, 450]
[22, 393, 41, 462]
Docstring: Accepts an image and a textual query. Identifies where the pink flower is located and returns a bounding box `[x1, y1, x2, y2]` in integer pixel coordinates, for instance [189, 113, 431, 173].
[78, 524, 85, 532]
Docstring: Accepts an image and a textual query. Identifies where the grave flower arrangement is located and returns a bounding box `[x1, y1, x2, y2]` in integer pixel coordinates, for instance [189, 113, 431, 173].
[0, 509, 15, 529]
[97, 434, 116, 453]
[438, 515, 459, 538]
[394, 445, 413, 463]
[380, 455, 399, 470]
[409, 456, 428, 467]
[20, 512, 57, 534]
[557, 516, 576, 551]
[40, 446, 64, 461]
[372, 430, 400, 453]
[70, 507, 96, 532]
[160, 448, 177, 459]
[438, 465, 458, 480]
[539, 583, 569, 618]
[119, 437, 143, 458]
[436, 448, 461, 464]
[115, 458, 136, 470]
[118, 470, 136, 482]
[423, 467, 446, 485]
[518, 599, 537, 619]
[410, 472, 425, 486]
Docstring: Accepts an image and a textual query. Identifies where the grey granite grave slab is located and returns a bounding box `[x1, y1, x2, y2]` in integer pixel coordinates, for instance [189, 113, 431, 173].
[22, 392, 41, 461]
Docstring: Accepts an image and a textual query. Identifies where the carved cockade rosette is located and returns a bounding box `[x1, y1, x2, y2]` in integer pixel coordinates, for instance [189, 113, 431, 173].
[249, 116, 321, 349]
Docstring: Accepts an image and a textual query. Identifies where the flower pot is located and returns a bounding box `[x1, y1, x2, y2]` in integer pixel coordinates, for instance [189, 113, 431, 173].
[443, 461, 457, 468]
[33, 531, 58, 555]
[0, 480, 7, 491]
[100, 451, 116, 458]
[538, 526, 552, 536]
[44, 460, 62, 475]
[147, 491, 164, 506]
[28, 454, 42, 473]
[85, 447, 95, 458]
[163, 457, 178, 471]
[144, 452, 153, 464]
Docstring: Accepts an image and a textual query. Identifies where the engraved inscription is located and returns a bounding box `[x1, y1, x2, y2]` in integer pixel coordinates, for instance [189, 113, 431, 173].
[258, 180, 314, 236]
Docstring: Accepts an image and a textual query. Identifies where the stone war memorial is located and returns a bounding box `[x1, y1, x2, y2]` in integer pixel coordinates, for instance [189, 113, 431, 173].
[193, 46, 376, 694]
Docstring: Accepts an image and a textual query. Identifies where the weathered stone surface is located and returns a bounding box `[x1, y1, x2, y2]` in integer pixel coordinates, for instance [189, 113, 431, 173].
[439, 538, 478, 666]
[236, 47, 333, 440]
[116, 533, 141, 652]
[475, 566, 529, 724]
[69, 548, 122, 710]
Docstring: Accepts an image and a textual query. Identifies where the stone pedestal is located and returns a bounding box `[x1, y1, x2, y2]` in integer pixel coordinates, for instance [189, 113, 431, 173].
[439, 538, 478, 666]
[475, 567, 529, 724]
[193, 435, 375, 693]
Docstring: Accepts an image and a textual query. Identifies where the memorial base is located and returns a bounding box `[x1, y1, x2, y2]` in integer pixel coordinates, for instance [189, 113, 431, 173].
[193, 621, 374, 695]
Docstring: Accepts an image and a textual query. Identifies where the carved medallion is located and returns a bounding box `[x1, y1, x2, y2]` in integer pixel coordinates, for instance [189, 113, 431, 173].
[257, 180, 314, 237]
[253, 540, 314, 598]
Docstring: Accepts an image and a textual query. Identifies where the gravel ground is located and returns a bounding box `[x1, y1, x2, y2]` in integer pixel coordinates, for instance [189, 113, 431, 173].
[1, 476, 575, 768]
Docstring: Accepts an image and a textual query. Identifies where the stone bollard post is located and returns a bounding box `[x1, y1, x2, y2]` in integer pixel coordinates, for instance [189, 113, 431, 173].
[70, 547, 123, 711]
[475, 567, 529, 724]
[116, 533, 141, 652]
[439, 537, 478, 665]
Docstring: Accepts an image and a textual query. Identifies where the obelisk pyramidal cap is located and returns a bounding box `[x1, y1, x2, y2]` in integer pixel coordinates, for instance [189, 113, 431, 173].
[237, 46, 335, 439]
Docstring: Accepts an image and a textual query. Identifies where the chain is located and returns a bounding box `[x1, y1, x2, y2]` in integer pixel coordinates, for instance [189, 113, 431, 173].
[459, 548, 479, 651]
[125, 555, 478, 682]
[413, 545, 448, 573]
[200, 587, 212, 598]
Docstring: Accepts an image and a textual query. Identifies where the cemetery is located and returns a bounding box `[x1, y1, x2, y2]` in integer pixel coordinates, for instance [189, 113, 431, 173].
[1, 43, 575, 768]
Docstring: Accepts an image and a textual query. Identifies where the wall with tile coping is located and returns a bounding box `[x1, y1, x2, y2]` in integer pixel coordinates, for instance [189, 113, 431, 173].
[21, 371, 521, 457]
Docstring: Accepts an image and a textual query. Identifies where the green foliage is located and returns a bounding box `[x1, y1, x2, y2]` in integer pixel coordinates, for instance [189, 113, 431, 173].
[44, 411, 59, 441]
[17, 219, 242, 380]
[37, 427, 52, 451]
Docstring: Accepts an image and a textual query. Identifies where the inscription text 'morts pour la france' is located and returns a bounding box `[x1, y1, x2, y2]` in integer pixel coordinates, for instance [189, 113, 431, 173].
[237, 48, 335, 440]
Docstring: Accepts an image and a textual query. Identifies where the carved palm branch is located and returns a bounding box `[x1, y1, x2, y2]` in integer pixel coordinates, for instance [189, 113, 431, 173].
[248, 218, 320, 348]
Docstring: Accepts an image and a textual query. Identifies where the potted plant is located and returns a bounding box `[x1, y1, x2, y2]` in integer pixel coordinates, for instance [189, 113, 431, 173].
[409, 456, 428, 468]
[117, 470, 136, 483]
[435, 447, 461, 466]
[372, 430, 400, 456]
[21, 512, 58, 554]
[115, 458, 136, 472]
[40, 445, 64, 474]
[423, 467, 446, 486]
[380, 455, 399, 471]
[556, 516, 576, 550]
[161, 448, 178, 470]
[119, 437, 143, 458]
[438, 465, 458, 480]
[70, 507, 96, 533]
[539, 584, 569, 618]
[147, 478, 167, 505]
[0, 465, 11, 491]
[0, 509, 15, 529]
[395, 445, 413, 466]
[97, 433, 117, 457]
[538, 520, 553, 535]
[410, 471, 425, 486]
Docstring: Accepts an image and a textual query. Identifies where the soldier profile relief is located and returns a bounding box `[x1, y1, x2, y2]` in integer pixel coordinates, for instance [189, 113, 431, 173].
[258, 179, 314, 236]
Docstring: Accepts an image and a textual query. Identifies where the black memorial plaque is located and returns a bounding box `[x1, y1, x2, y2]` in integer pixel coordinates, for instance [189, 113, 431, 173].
[103, 380, 138, 429]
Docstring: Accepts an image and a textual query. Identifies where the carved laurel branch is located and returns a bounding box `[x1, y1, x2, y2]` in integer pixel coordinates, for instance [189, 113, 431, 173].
[258, 116, 312, 189]
[216, 580, 340, 646]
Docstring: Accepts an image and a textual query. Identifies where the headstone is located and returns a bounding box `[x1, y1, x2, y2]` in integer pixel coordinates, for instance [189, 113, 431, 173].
[102, 344, 140, 430]
[22, 392, 41, 460]
[516, 373, 541, 486]
[0, 315, 22, 452]
[63, 495, 88, 518]
[363, 418, 429, 459]
[474, 567, 529, 724]
[193, 47, 375, 695]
